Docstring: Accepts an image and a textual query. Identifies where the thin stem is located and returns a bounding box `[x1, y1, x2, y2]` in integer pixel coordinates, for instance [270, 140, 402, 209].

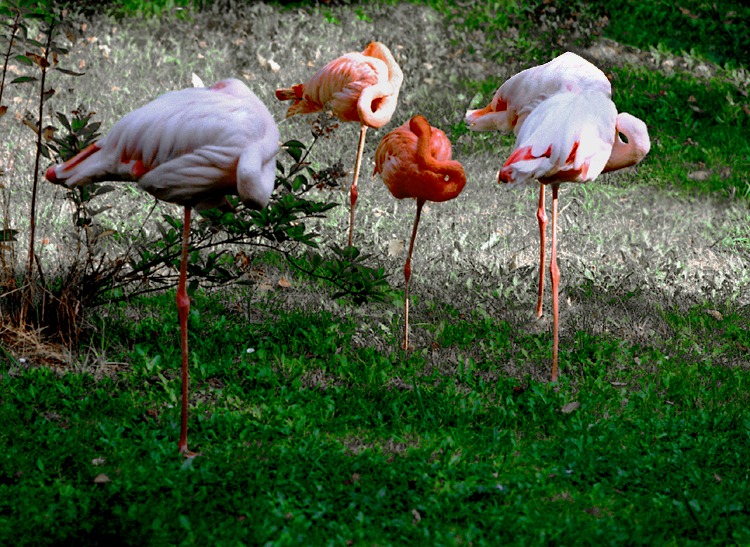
[0, 10, 22, 107]
[22, 18, 55, 323]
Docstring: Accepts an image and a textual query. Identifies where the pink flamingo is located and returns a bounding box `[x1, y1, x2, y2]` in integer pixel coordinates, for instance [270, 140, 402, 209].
[46, 78, 280, 453]
[498, 89, 649, 381]
[276, 41, 403, 246]
[374, 115, 466, 350]
[465, 52, 613, 320]
[465, 53, 651, 381]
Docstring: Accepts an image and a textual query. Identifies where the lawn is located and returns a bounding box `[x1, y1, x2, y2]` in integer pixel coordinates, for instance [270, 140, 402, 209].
[1, 0, 749, 544]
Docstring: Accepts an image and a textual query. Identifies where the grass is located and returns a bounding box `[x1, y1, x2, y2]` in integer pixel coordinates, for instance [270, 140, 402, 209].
[2, 299, 749, 543]
[1, 0, 750, 544]
[604, 0, 750, 68]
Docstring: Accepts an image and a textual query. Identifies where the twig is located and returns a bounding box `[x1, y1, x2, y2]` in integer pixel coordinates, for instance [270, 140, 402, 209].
[23, 17, 56, 323]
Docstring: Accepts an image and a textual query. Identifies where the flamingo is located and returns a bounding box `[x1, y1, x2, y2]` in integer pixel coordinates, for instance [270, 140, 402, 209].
[465, 52, 613, 320]
[276, 41, 403, 246]
[374, 115, 466, 350]
[496, 89, 650, 381]
[45, 78, 280, 454]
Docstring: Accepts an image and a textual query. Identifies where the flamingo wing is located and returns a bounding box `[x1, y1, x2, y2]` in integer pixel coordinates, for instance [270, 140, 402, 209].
[466, 52, 612, 135]
[277, 53, 382, 121]
[46, 79, 279, 209]
[498, 90, 617, 185]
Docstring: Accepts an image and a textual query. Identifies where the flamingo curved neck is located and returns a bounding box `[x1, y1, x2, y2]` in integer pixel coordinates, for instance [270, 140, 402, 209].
[410, 116, 466, 183]
[358, 84, 398, 128]
[357, 42, 403, 129]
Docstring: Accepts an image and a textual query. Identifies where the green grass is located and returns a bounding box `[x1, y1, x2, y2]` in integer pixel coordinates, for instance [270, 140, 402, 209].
[2, 0, 750, 544]
[604, 0, 750, 68]
[2, 297, 749, 543]
[611, 66, 750, 198]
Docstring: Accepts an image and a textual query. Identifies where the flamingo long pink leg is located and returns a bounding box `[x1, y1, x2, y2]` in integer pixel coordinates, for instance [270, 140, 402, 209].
[402, 198, 425, 351]
[177, 206, 191, 453]
[348, 124, 368, 247]
[549, 184, 560, 382]
[536, 183, 547, 319]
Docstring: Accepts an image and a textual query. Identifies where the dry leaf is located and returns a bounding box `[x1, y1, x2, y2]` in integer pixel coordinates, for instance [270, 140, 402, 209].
[561, 401, 580, 414]
[411, 508, 422, 524]
[42, 125, 56, 142]
[705, 309, 723, 320]
[93, 473, 110, 484]
[92, 457, 105, 466]
[22, 117, 39, 135]
[191, 73, 205, 88]
[678, 7, 699, 19]
[25, 52, 49, 68]
[388, 239, 405, 257]
[687, 170, 711, 181]
[277, 277, 292, 288]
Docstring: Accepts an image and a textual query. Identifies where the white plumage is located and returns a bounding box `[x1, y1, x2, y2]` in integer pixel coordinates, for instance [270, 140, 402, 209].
[46, 78, 279, 211]
[499, 90, 618, 185]
[465, 52, 612, 134]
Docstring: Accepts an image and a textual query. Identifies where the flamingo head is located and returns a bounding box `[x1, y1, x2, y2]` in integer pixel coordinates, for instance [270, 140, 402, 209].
[604, 113, 651, 172]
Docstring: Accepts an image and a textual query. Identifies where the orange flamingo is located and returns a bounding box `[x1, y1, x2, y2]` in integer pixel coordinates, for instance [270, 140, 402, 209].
[497, 89, 650, 381]
[465, 52, 613, 321]
[276, 41, 403, 246]
[374, 115, 466, 350]
[46, 78, 280, 453]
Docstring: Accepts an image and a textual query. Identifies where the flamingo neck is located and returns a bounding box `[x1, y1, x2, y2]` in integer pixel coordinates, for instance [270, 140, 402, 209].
[358, 85, 398, 128]
[410, 115, 466, 183]
[357, 42, 403, 129]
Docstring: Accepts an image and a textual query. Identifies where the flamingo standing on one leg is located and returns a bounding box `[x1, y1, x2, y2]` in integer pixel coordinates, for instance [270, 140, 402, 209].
[374, 115, 466, 350]
[496, 89, 650, 381]
[45, 78, 280, 453]
[276, 41, 403, 246]
[465, 52, 613, 319]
